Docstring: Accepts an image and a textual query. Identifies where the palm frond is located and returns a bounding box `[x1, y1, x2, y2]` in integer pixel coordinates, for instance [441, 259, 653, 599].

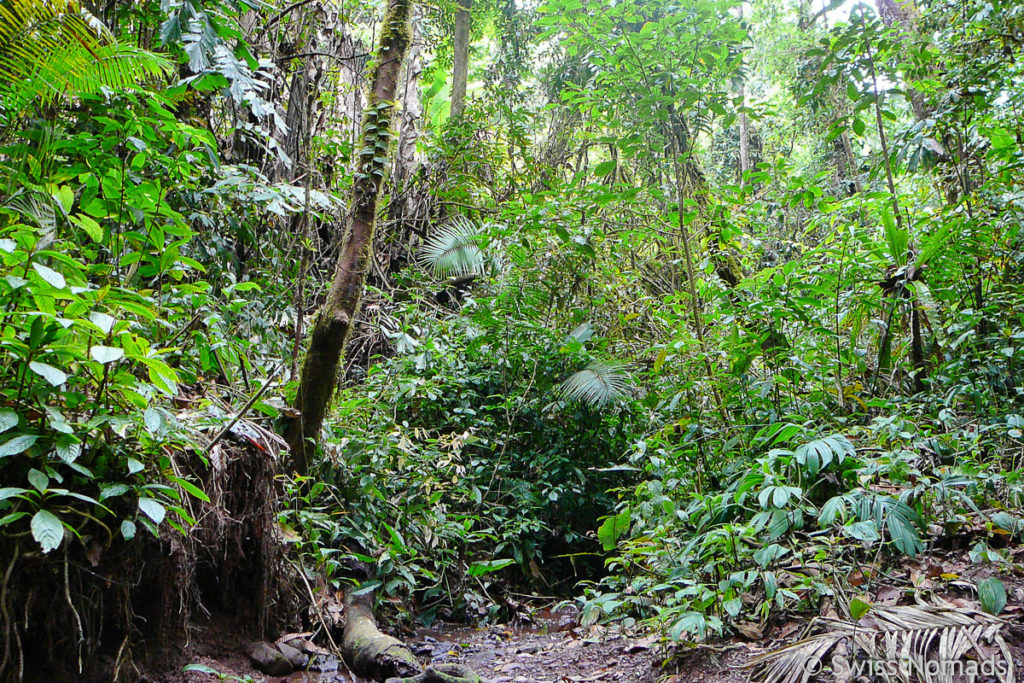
[0, 0, 172, 117]
[419, 216, 486, 278]
[5, 190, 58, 232]
[558, 362, 631, 408]
[748, 604, 1014, 683]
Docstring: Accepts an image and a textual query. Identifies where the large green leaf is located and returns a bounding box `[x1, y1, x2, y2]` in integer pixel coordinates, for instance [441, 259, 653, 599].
[30, 509, 64, 553]
[559, 362, 631, 408]
[596, 509, 631, 551]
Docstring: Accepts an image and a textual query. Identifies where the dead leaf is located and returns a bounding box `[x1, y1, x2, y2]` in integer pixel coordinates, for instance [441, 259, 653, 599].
[876, 585, 902, 604]
[735, 621, 764, 639]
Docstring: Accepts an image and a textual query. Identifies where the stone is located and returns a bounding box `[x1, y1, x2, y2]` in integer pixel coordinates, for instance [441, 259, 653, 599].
[246, 641, 294, 676]
[277, 640, 309, 669]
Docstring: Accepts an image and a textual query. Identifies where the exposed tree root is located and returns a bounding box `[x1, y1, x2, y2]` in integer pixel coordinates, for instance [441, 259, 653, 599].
[342, 592, 482, 683]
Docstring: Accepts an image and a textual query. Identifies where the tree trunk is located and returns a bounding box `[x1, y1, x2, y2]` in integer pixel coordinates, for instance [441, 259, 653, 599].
[450, 0, 472, 119]
[738, 82, 749, 187]
[395, 6, 424, 187]
[288, 0, 414, 472]
[875, 0, 933, 122]
[737, 4, 749, 187]
[342, 592, 482, 682]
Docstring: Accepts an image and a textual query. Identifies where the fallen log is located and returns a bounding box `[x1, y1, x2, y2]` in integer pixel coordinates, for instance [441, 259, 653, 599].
[342, 592, 482, 683]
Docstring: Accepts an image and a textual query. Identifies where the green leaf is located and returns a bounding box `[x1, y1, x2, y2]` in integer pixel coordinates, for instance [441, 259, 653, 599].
[978, 577, 1006, 615]
[723, 597, 743, 617]
[593, 160, 617, 177]
[121, 519, 136, 540]
[0, 512, 28, 527]
[0, 434, 38, 457]
[90, 345, 124, 364]
[99, 483, 129, 501]
[29, 361, 67, 386]
[127, 458, 144, 475]
[89, 312, 116, 335]
[27, 469, 48, 493]
[352, 579, 382, 596]
[168, 476, 210, 503]
[419, 217, 486, 278]
[138, 497, 165, 524]
[849, 597, 872, 619]
[845, 520, 880, 542]
[32, 262, 66, 289]
[70, 214, 104, 242]
[144, 408, 162, 434]
[182, 664, 221, 674]
[0, 409, 18, 433]
[31, 510, 63, 554]
[56, 439, 81, 464]
[467, 559, 515, 577]
[0, 487, 29, 502]
[597, 509, 631, 551]
[559, 363, 631, 408]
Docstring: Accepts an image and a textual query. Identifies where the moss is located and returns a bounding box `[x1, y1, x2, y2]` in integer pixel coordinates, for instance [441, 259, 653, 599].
[377, 0, 413, 55]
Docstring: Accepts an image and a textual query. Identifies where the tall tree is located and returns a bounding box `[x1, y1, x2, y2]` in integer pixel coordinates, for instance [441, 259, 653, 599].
[450, 0, 472, 118]
[289, 0, 415, 471]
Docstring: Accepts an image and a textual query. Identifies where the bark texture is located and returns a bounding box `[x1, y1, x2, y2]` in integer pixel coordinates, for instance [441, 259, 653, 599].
[289, 0, 414, 471]
[450, 0, 472, 119]
[342, 593, 482, 683]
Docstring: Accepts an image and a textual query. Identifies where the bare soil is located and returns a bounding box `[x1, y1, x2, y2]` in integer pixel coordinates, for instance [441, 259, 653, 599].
[157, 546, 1024, 683]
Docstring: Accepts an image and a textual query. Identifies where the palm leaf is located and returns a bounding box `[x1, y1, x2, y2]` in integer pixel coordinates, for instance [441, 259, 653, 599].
[419, 216, 486, 278]
[558, 362, 631, 408]
[747, 604, 1014, 683]
[0, 0, 172, 117]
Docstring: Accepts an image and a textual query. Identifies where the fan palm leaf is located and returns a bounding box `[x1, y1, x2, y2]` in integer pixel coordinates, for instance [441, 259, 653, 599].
[419, 216, 486, 278]
[0, 0, 172, 118]
[747, 604, 1014, 683]
[558, 362, 631, 408]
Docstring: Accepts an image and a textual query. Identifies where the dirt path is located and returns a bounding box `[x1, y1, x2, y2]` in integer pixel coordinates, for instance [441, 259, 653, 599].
[174, 617, 705, 683]
[409, 620, 666, 683]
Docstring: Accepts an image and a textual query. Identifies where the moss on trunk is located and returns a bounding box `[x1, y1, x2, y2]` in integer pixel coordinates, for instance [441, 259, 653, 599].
[288, 0, 414, 472]
[341, 592, 482, 683]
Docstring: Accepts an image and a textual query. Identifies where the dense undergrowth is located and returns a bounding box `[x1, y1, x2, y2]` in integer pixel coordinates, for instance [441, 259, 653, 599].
[1, 0, 1023, 678]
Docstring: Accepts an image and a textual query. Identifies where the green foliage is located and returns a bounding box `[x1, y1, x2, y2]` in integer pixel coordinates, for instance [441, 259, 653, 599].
[0, 0, 171, 119]
[558, 362, 631, 409]
[419, 216, 488, 278]
[2, 0, 1022, 661]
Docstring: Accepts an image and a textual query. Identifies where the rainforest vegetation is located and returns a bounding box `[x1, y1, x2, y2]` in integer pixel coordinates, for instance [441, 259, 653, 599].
[0, 0, 1023, 680]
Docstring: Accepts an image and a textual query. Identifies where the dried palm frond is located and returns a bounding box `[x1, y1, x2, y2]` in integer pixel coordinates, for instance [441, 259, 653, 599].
[747, 604, 1015, 683]
[558, 362, 631, 408]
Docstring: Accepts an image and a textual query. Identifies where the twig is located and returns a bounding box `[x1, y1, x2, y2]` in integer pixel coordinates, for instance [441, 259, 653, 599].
[259, 0, 319, 38]
[207, 363, 283, 451]
[288, 557, 341, 654]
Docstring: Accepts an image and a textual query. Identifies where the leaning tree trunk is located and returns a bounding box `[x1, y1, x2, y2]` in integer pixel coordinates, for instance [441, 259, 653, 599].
[289, 0, 414, 471]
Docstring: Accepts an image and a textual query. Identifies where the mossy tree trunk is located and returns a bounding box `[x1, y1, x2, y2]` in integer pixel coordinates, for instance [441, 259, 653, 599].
[342, 592, 482, 682]
[289, 0, 414, 472]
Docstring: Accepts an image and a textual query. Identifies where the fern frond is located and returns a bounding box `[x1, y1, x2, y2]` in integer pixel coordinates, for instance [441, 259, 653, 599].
[748, 605, 1014, 683]
[420, 216, 486, 278]
[558, 362, 631, 408]
[0, 0, 172, 117]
